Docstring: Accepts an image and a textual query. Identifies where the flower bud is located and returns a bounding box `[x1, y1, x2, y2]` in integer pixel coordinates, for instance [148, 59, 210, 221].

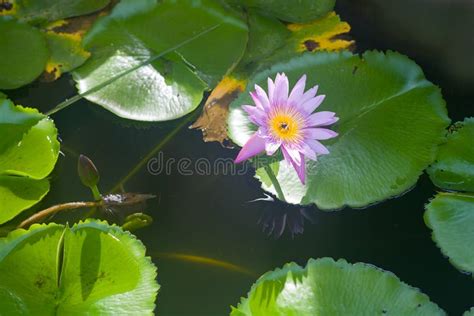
[77, 154, 100, 189]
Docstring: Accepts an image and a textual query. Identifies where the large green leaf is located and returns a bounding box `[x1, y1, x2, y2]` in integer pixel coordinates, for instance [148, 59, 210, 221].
[73, 0, 248, 121]
[3, 0, 110, 25]
[0, 100, 59, 224]
[228, 51, 450, 208]
[231, 258, 444, 315]
[424, 192, 474, 274]
[428, 118, 474, 192]
[0, 220, 159, 314]
[0, 16, 49, 89]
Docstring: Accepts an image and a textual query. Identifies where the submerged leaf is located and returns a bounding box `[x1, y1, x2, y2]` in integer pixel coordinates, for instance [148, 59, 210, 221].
[424, 192, 474, 274]
[0, 100, 59, 224]
[228, 51, 450, 208]
[0, 220, 159, 314]
[0, 16, 49, 89]
[428, 118, 474, 192]
[231, 258, 444, 315]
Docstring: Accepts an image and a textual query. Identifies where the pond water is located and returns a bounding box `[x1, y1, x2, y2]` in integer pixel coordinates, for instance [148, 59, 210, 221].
[8, 1, 474, 315]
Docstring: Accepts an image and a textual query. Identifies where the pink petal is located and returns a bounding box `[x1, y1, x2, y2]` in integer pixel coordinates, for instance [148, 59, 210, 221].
[301, 143, 317, 160]
[307, 139, 329, 155]
[288, 74, 306, 106]
[267, 77, 275, 105]
[235, 133, 266, 163]
[304, 128, 338, 140]
[282, 146, 306, 184]
[254, 85, 270, 110]
[297, 85, 318, 107]
[284, 146, 302, 165]
[274, 73, 289, 106]
[242, 105, 266, 125]
[301, 95, 325, 113]
[307, 111, 338, 127]
[265, 140, 281, 155]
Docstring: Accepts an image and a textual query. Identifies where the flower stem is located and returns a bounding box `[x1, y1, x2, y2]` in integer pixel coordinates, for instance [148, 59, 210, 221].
[264, 165, 286, 202]
[18, 201, 102, 229]
[45, 24, 220, 116]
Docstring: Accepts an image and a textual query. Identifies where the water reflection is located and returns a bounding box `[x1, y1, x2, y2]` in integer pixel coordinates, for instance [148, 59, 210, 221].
[252, 194, 316, 238]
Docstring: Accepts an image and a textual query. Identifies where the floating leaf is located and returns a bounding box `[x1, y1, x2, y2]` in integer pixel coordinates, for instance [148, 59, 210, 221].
[1, 0, 110, 25]
[286, 12, 354, 53]
[42, 27, 90, 81]
[231, 257, 444, 315]
[424, 193, 474, 274]
[0, 16, 49, 89]
[73, 0, 248, 121]
[0, 220, 159, 314]
[228, 51, 450, 208]
[0, 100, 59, 224]
[428, 118, 474, 192]
[226, 0, 335, 23]
[464, 307, 474, 316]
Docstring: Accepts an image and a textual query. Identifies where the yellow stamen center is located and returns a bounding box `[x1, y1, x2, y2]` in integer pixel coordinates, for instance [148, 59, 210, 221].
[269, 111, 302, 142]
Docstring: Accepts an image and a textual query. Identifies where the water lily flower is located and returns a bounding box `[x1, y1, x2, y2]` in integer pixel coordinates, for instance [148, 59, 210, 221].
[235, 73, 338, 184]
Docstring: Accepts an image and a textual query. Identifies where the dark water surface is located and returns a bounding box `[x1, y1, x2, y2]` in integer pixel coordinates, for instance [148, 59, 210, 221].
[9, 1, 474, 315]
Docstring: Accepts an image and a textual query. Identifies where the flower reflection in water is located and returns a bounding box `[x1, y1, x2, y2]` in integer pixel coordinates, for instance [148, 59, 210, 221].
[252, 194, 316, 238]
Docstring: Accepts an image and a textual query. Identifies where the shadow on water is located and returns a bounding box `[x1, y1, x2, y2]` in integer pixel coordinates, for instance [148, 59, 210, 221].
[6, 0, 474, 315]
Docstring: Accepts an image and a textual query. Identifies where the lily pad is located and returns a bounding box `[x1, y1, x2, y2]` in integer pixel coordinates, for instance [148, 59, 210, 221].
[0, 100, 59, 224]
[0, 220, 159, 314]
[231, 257, 444, 315]
[73, 0, 247, 121]
[0, 16, 49, 89]
[228, 51, 450, 208]
[226, 0, 335, 23]
[424, 192, 474, 274]
[2, 0, 110, 25]
[427, 118, 474, 192]
[42, 29, 91, 81]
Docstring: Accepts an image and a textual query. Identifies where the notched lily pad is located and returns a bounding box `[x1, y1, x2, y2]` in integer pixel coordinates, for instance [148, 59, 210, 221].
[231, 257, 444, 315]
[428, 118, 474, 192]
[0, 220, 159, 314]
[228, 51, 450, 208]
[424, 193, 474, 275]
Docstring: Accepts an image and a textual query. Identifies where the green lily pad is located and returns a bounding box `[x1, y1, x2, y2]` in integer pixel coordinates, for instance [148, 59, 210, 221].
[228, 51, 450, 208]
[427, 118, 474, 192]
[231, 257, 444, 315]
[424, 192, 474, 274]
[0, 16, 49, 89]
[4, 0, 110, 25]
[226, 0, 335, 23]
[0, 100, 59, 224]
[73, 0, 247, 121]
[0, 220, 159, 314]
